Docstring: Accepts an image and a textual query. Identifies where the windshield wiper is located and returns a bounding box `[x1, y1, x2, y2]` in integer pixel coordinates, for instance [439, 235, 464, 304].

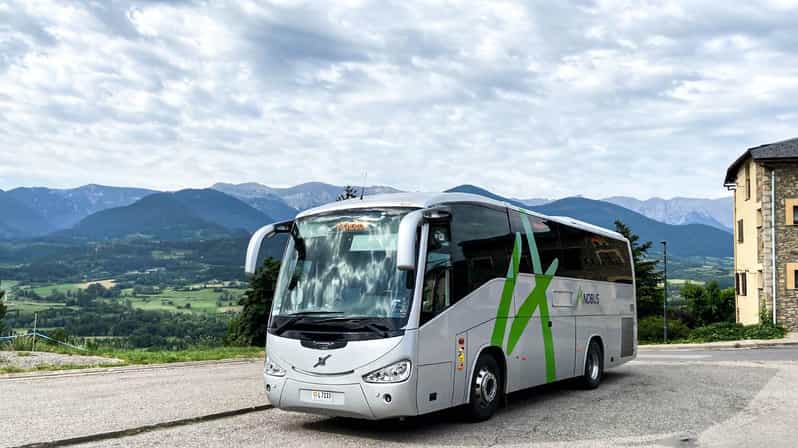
[271, 311, 344, 335]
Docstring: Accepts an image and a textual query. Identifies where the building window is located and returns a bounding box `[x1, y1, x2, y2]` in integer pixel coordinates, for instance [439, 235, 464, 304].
[735, 273, 747, 296]
[785, 199, 798, 225]
[787, 263, 798, 290]
[745, 163, 751, 200]
[757, 209, 763, 228]
[741, 273, 747, 296]
[737, 219, 744, 243]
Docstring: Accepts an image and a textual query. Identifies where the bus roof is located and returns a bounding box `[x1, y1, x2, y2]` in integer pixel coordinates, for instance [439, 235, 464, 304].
[296, 192, 627, 241]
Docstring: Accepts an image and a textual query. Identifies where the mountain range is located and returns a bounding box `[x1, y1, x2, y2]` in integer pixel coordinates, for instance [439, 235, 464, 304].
[63, 189, 276, 241]
[0, 182, 734, 257]
[212, 182, 401, 220]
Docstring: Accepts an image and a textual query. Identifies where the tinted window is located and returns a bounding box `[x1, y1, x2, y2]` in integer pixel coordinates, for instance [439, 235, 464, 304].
[509, 211, 560, 274]
[588, 234, 633, 284]
[449, 204, 512, 303]
[510, 210, 633, 283]
[558, 224, 591, 279]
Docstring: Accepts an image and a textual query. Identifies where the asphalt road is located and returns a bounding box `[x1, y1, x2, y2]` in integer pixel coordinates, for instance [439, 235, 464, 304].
[3, 347, 798, 447]
[0, 360, 268, 448]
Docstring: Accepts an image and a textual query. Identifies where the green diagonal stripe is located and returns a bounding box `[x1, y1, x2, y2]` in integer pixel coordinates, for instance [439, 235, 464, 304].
[489, 214, 560, 384]
[491, 234, 521, 348]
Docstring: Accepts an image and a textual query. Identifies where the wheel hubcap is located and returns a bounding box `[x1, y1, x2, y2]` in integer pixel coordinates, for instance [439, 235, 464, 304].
[474, 367, 498, 407]
[588, 349, 600, 380]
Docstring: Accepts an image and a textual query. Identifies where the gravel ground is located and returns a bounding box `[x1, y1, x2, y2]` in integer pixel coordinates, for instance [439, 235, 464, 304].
[0, 351, 123, 370]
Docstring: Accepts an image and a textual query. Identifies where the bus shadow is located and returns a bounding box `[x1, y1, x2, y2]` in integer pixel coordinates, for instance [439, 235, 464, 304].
[299, 371, 635, 444]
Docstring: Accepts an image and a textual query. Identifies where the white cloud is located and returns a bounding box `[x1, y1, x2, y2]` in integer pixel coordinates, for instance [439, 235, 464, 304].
[1, 0, 797, 199]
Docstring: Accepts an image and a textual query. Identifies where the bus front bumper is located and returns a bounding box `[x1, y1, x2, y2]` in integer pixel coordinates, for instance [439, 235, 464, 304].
[264, 374, 418, 420]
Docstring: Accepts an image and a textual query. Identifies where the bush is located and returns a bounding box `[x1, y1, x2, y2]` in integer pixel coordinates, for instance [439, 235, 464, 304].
[743, 323, 786, 340]
[687, 322, 742, 341]
[688, 322, 786, 342]
[638, 316, 690, 342]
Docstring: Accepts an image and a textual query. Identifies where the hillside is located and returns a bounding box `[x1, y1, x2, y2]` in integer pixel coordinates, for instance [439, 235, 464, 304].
[171, 189, 273, 232]
[0, 190, 52, 239]
[65, 194, 232, 241]
[531, 198, 733, 257]
[63, 189, 272, 241]
[7, 184, 156, 230]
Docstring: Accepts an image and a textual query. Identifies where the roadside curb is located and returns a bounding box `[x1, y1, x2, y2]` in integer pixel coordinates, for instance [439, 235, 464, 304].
[0, 357, 263, 381]
[639, 338, 798, 351]
[10, 404, 273, 448]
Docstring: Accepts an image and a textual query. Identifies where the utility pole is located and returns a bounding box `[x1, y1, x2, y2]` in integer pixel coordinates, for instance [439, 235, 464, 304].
[661, 241, 668, 343]
[32, 312, 38, 352]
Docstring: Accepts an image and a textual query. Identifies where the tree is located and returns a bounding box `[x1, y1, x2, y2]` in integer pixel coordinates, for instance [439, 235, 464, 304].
[682, 281, 735, 326]
[0, 280, 6, 335]
[614, 220, 663, 319]
[336, 185, 359, 201]
[226, 258, 281, 346]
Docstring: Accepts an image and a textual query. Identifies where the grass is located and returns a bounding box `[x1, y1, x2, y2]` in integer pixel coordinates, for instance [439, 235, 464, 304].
[26, 282, 86, 297]
[96, 346, 264, 365]
[0, 345, 264, 375]
[0, 362, 125, 375]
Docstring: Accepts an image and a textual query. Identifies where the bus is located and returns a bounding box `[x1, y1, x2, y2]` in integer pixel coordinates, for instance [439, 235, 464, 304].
[245, 192, 636, 421]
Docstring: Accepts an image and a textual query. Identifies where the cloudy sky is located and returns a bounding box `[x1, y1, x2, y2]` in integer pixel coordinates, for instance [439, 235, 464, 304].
[2, 0, 797, 199]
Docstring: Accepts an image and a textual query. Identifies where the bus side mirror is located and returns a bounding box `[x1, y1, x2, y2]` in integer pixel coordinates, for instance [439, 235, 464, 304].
[397, 208, 451, 271]
[245, 220, 293, 274]
[397, 210, 424, 271]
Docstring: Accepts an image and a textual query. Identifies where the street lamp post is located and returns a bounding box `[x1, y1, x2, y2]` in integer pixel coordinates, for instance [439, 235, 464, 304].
[661, 240, 668, 343]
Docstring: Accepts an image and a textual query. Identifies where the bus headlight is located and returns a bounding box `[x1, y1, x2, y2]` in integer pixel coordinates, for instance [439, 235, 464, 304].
[265, 356, 286, 377]
[363, 360, 412, 384]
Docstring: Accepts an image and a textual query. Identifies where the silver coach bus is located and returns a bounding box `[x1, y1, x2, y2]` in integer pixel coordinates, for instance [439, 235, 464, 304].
[245, 193, 637, 421]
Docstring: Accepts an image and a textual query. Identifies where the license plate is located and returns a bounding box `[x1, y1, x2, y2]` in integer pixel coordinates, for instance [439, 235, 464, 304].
[310, 390, 334, 402]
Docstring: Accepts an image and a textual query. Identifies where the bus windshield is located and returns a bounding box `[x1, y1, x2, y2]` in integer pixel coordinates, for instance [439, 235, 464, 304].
[270, 208, 415, 333]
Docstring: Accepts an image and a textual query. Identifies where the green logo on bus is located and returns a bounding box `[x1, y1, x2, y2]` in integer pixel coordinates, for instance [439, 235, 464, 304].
[490, 214, 558, 384]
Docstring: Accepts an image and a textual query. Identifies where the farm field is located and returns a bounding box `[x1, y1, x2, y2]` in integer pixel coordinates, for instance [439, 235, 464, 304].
[2, 279, 246, 316]
[122, 287, 245, 314]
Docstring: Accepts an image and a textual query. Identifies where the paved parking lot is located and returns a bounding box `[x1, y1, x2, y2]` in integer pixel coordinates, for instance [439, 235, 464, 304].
[3, 348, 798, 447]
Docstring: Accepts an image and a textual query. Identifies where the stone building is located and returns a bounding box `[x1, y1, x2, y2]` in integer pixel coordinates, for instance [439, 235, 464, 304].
[724, 137, 798, 330]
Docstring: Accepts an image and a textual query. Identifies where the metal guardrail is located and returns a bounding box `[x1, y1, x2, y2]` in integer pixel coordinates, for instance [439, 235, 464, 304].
[0, 331, 87, 351]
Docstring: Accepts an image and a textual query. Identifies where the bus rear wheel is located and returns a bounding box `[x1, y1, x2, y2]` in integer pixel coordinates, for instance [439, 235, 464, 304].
[579, 339, 603, 389]
[464, 354, 501, 422]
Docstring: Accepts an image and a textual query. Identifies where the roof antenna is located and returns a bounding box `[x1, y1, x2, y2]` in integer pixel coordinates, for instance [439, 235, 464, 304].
[360, 171, 367, 200]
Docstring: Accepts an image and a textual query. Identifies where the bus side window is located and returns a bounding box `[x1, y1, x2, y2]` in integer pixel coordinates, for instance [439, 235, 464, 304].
[509, 211, 560, 274]
[421, 224, 452, 324]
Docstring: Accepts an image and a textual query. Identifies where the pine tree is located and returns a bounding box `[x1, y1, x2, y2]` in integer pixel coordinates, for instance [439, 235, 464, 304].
[226, 258, 281, 346]
[336, 185, 359, 201]
[614, 220, 663, 319]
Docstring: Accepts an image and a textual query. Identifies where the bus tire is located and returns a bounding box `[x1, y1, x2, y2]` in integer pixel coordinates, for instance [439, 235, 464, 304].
[465, 353, 502, 422]
[579, 339, 603, 389]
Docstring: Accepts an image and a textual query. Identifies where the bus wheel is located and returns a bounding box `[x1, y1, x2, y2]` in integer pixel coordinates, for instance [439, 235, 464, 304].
[579, 339, 603, 389]
[465, 354, 501, 422]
